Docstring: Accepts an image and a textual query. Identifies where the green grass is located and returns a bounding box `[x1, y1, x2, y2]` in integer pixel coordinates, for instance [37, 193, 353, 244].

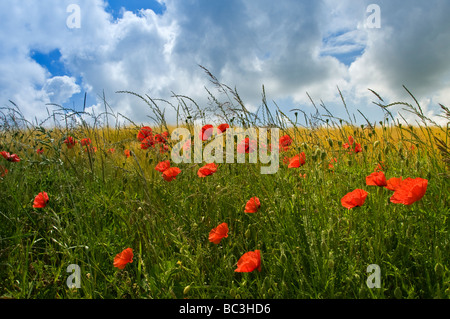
[0, 80, 449, 299]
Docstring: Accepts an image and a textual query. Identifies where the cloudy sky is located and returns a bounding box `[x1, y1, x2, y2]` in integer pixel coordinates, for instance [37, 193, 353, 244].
[1, 0, 449, 127]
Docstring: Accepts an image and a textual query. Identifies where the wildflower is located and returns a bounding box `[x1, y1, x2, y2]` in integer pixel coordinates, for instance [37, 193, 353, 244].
[197, 163, 218, 178]
[124, 149, 131, 158]
[390, 177, 428, 205]
[374, 162, 387, 172]
[237, 138, 257, 154]
[208, 222, 229, 244]
[341, 189, 368, 209]
[155, 160, 171, 173]
[33, 192, 49, 208]
[0, 166, 8, 177]
[328, 158, 338, 170]
[109, 148, 116, 153]
[288, 152, 306, 168]
[113, 248, 133, 269]
[279, 134, 292, 151]
[137, 126, 153, 141]
[162, 167, 181, 182]
[235, 250, 261, 273]
[200, 124, 214, 141]
[217, 123, 230, 134]
[385, 177, 403, 191]
[80, 138, 91, 146]
[36, 148, 44, 155]
[343, 136, 362, 153]
[0, 151, 21, 162]
[366, 171, 387, 187]
[244, 197, 261, 213]
[64, 136, 77, 149]
[140, 136, 155, 150]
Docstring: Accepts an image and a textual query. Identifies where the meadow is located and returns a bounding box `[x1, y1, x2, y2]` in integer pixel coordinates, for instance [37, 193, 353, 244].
[0, 76, 449, 299]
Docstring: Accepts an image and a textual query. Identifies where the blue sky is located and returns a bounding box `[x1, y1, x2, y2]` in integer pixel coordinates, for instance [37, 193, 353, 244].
[1, 0, 449, 126]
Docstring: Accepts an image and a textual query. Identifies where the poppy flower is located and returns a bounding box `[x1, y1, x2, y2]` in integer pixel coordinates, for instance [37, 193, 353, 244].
[109, 148, 116, 153]
[374, 162, 387, 172]
[341, 189, 368, 209]
[244, 197, 261, 213]
[33, 192, 49, 208]
[366, 171, 387, 187]
[237, 138, 257, 154]
[235, 250, 261, 273]
[36, 148, 44, 155]
[0, 151, 21, 162]
[279, 134, 292, 151]
[0, 165, 8, 177]
[124, 149, 131, 158]
[113, 248, 133, 269]
[197, 163, 218, 177]
[208, 222, 229, 244]
[200, 124, 214, 141]
[288, 152, 306, 168]
[80, 138, 91, 146]
[159, 144, 169, 154]
[64, 136, 77, 149]
[328, 158, 338, 170]
[162, 167, 181, 181]
[137, 126, 153, 142]
[217, 123, 229, 134]
[390, 177, 428, 205]
[155, 160, 171, 173]
[385, 177, 403, 191]
[343, 136, 362, 153]
[140, 136, 155, 150]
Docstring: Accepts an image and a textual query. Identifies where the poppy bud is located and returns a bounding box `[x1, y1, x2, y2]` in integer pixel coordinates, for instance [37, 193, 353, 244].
[245, 228, 251, 239]
[183, 285, 191, 295]
[327, 138, 333, 147]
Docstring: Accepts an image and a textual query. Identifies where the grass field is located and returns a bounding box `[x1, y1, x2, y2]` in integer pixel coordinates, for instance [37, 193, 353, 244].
[0, 81, 449, 299]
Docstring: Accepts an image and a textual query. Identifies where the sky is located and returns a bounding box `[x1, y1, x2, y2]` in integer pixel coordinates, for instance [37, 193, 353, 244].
[1, 0, 449, 127]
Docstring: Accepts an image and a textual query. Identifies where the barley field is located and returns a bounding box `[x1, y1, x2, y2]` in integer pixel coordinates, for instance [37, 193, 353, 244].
[0, 81, 449, 300]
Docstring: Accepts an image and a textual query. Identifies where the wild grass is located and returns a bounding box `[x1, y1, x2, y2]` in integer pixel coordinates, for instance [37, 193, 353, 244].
[0, 69, 449, 299]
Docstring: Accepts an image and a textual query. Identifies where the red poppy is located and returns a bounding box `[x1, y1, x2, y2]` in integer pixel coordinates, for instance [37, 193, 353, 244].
[208, 222, 229, 244]
[244, 197, 261, 213]
[390, 177, 428, 205]
[137, 126, 153, 142]
[36, 148, 44, 155]
[385, 177, 403, 191]
[343, 136, 362, 153]
[217, 123, 229, 134]
[64, 136, 77, 149]
[328, 158, 338, 170]
[1, 151, 21, 162]
[80, 138, 91, 146]
[341, 189, 368, 209]
[279, 134, 292, 151]
[162, 167, 181, 181]
[374, 162, 387, 172]
[366, 171, 387, 187]
[140, 136, 155, 149]
[237, 138, 257, 154]
[33, 192, 49, 208]
[124, 149, 131, 158]
[235, 250, 261, 273]
[288, 152, 306, 168]
[109, 148, 116, 153]
[197, 163, 218, 177]
[200, 124, 214, 141]
[159, 144, 169, 154]
[0, 165, 8, 177]
[155, 160, 171, 173]
[113, 248, 133, 269]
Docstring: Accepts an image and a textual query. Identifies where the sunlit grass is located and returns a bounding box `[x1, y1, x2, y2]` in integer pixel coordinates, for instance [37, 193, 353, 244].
[0, 73, 449, 299]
